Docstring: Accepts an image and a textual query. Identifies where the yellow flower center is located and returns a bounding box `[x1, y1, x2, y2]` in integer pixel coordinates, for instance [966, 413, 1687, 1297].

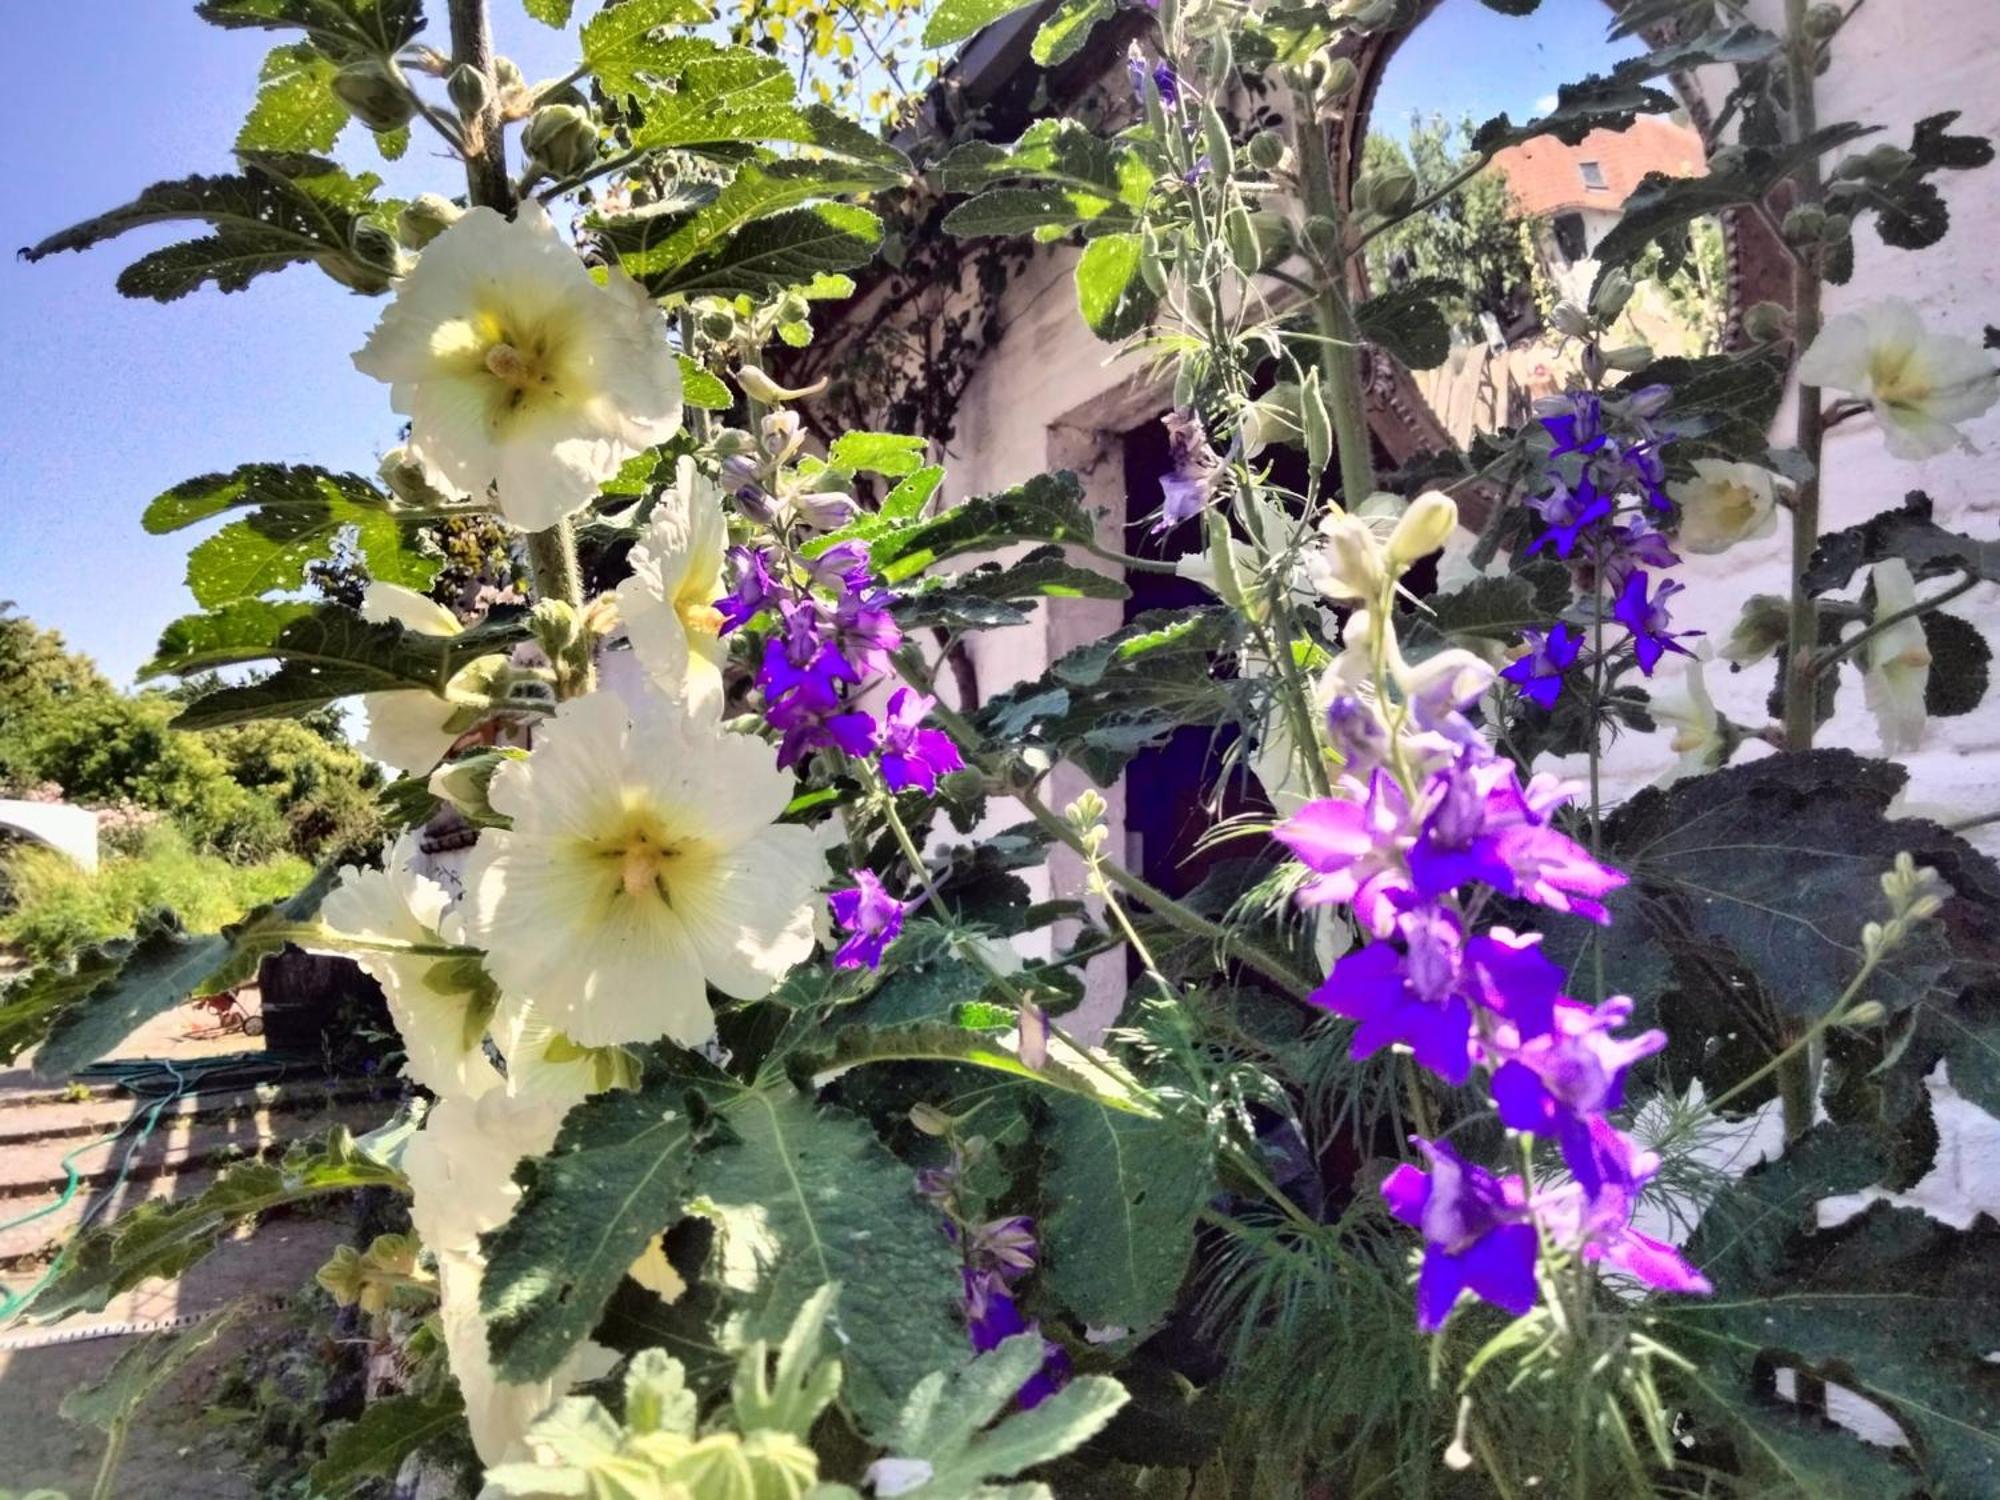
[678, 599, 726, 639]
[1868, 344, 1932, 412]
[467, 307, 572, 417]
[618, 832, 679, 901]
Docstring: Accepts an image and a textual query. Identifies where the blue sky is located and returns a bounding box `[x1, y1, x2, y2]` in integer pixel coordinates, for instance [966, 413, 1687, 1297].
[0, 0, 1636, 685]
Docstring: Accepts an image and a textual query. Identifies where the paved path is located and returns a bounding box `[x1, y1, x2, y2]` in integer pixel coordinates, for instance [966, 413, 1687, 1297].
[0, 993, 392, 1497]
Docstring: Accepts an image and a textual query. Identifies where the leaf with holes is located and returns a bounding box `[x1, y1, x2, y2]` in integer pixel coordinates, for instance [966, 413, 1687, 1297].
[1076, 232, 1157, 342]
[1804, 491, 2000, 595]
[195, 0, 425, 54]
[237, 43, 345, 152]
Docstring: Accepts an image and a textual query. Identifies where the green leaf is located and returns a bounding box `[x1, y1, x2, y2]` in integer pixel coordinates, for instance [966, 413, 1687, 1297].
[1590, 124, 1876, 290]
[1040, 1095, 1215, 1332]
[804, 1022, 1155, 1114]
[195, 0, 425, 54]
[598, 158, 903, 287]
[1804, 491, 2000, 595]
[29, 868, 336, 1079]
[872, 1335, 1129, 1492]
[523, 0, 574, 23]
[923, 0, 1038, 47]
[976, 608, 1244, 783]
[0, 928, 164, 1065]
[940, 121, 1151, 240]
[62, 1303, 250, 1431]
[1665, 1126, 2000, 1497]
[829, 431, 929, 477]
[310, 1389, 467, 1496]
[687, 1086, 965, 1430]
[893, 546, 1128, 631]
[237, 43, 346, 152]
[1633, 348, 1792, 462]
[640, 203, 884, 300]
[1566, 751, 2000, 1110]
[146, 600, 511, 692]
[22, 152, 399, 302]
[679, 355, 732, 409]
[1921, 610, 1991, 717]
[868, 472, 1094, 584]
[582, 0, 722, 97]
[619, 52, 904, 168]
[30, 1127, 404, 1320]
[146, 462, 443, 607]
[479, 1068, 705, 1382]
[1031, 0, 1114, 65]
[1355, 277, 1455, 371]
[1419, 561, 1570, 641]
[1075, 232, 1155, 341]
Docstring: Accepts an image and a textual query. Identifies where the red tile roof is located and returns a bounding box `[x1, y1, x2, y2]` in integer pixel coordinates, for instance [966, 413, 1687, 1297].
[1489, 114, 1707, 217]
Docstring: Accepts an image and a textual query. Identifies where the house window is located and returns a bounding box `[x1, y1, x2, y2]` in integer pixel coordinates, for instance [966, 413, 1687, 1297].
[1579, 160, 1608, 191]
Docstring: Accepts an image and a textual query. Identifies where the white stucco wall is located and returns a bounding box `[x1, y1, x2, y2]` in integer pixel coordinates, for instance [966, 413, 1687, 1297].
[0, 800, 99, 874]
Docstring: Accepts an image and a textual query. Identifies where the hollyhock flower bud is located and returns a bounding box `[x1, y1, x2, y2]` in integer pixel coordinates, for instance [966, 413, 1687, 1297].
[1386, 491, 1459, 570]
[522, 103, 598, 178]
[397, 193, 463, 250]
[334, 58, 417, 133]
[446, 62, 491, 118]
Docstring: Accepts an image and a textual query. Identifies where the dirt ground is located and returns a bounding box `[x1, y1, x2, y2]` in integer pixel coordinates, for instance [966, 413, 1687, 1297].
[0, 991, 386, 1498]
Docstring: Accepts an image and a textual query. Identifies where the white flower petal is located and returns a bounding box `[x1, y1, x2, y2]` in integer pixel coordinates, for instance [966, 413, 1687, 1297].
[619, 457, 728, 711]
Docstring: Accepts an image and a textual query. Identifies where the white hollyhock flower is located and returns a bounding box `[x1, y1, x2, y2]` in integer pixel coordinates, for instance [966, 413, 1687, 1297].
[460, 686, 824, 1048]
[1798, 299, 1998, 460]
[1651, 650, 1725, 786]
[1669, 459, 1782, 554]
[358, 582, 466, 775]
[616, 456, 729, 710]
[353, 202, 682, 531]
[319, 834, 500, 1102]
[1860, 558, 1932, 754]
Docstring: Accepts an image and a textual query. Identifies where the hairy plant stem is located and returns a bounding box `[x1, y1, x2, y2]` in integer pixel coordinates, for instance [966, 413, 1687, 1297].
[446, 0, 587, 659]
[1775, 0, 1829, 1141]
[1288, 86, 1376, 508]
[1814, 568, 1979, 675]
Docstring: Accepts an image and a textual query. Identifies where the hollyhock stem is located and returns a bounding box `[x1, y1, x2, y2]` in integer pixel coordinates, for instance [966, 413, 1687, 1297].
[1776, 0, 1829, 1138]
[1288, 85, 1376, 508]
[1813, 568, 1978, 675]
[447, 0, 587, 644]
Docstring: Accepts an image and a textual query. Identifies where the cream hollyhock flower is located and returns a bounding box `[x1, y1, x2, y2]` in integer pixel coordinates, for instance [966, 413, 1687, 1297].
[1860, 558, 1932, 754]
[358, 582, 466, 775]
[1797, 299, 1998, 460]
[353, 202, 682, 530]
[1651, 651, 1724, 786]
[404, 1092, 614, 1465]
[1668, 459, 1782, 554]
[319, 834, 501, 1102]
[616, 456, 729, 710]
[459, 686, 824, 1048]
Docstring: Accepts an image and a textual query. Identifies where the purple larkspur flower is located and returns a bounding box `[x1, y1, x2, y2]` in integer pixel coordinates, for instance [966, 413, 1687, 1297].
[806, 540, 875, 593]
[1601, 512, 1680, 596]
[1156, 409, 1222, 533]
[716, 545, 780, 634]
[1538, 1117, 1712, 1296]
[962, 1270, 1071, 1408]
[1525, 478, 1613, 559]
[1541, 395, 1606, 458]
[1274, 772, 1414, 936]
[970, 1215, 1039, 1281]
[763, 649, 878, 768]
[829, 869, 906, 970]
[1500, 623, 1584, 710]
[1182, 153, 1212, 184]
[1612, 569, 1698, 674]
[1489, 996, 1665, 1192]
[1326, 697, 1390, 776]
[1405, 755, 1626, 925]
[1382, 1138, 1539, 1332]
[1618, 439, 1673, 512]
[1311, 920, 1563, 1085]
[832, 582, 902, 680]
[1127, 49, 1180, 107]
[877, 687, 966, 794]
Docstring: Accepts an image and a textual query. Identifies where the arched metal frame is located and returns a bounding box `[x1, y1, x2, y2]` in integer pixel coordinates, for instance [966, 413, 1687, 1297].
[1328, 1, 1797, 467]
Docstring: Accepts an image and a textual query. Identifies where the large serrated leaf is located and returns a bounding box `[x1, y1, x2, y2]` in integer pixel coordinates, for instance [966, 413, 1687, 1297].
[1040, 1095, 1216, 1332]
[1031, 0, 1113, 65]
[480, 1065, 707, 1381]
[195, 0, 425, 53]
[30, 1127, 404, 1320]
[618, 51, 904, 168]
[867, 472, 1094, 583]
[641, 203, 884, 299]
[22, 152, 399, 302]
[237, 43, 346, 152]
[923, 0, 1040, 47]
[893, 546, 1129, 631]
[582, 0, 721, 97]
[1075, 232, 1156, 342]
[310, 1389, 467, 1496]
[28, 867, 336, 1079]
[147, 462, 443, 607]
[1803, 491, 2000, 595]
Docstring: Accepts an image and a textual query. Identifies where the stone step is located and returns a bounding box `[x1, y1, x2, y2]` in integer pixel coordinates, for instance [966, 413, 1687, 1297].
[0, 1079, 386, 1151]
[0, 1165, 222, 1267]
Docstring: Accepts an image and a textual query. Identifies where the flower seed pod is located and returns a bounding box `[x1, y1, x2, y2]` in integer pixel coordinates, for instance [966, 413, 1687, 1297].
[1138, 224, 1169, 295]
[1245, 129, 1286, 171]
[1603, 343, 1653, 371]
[1354, 162, 1416, 219]
[1550, 300, 1593, 339]
[1591, 267, 1634, 324]
[332, 58, 417, 133]
[1300, 368, 1332, 479]
[523, 103, 599, 179]
[737, 365, 827, 403]
[1386, 490, 1458, 570]
[1742, 300, 1789, 343]
[397, 193, 464, 250]
[1802, 2, 1843, 40]
[1781, 204, 1828, 246]
[1202, 104, 1236, 180]
[445, 63, 491, 119]
[1225, 205, 1262, 272]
